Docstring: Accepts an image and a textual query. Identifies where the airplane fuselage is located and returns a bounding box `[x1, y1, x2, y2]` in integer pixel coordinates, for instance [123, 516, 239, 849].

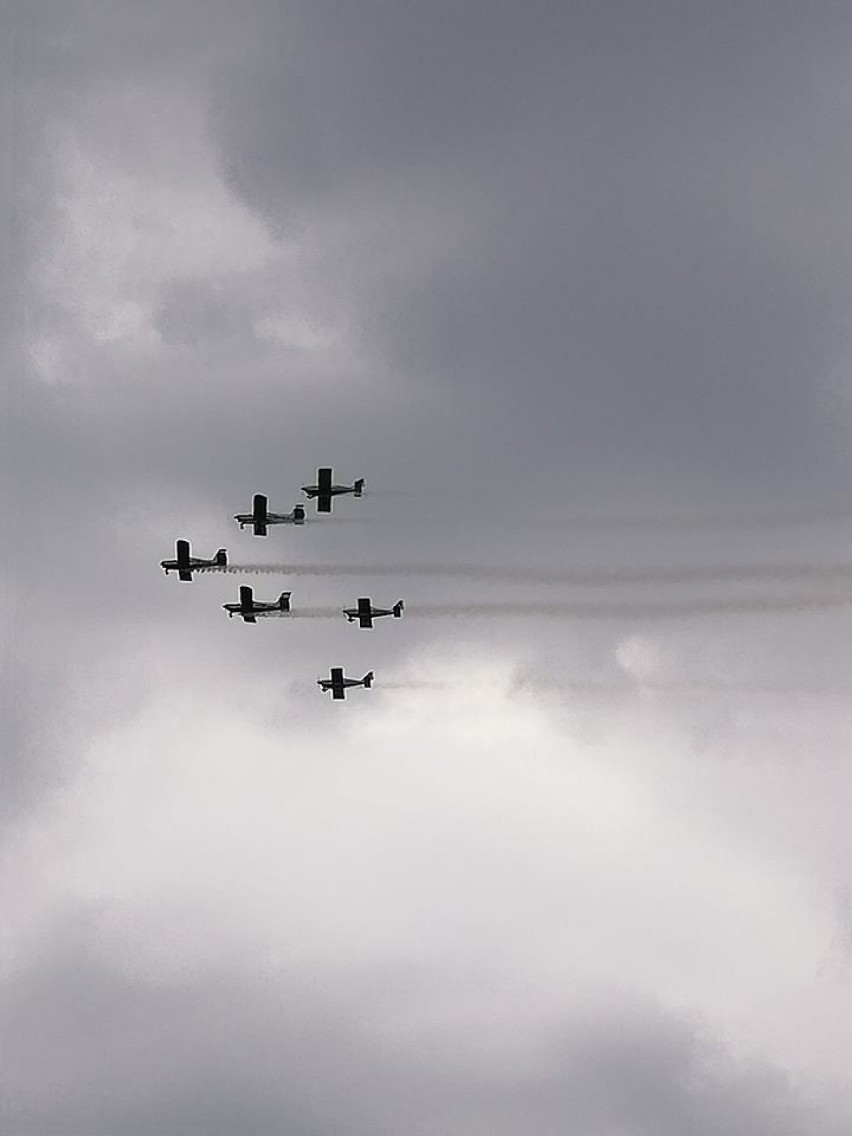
[303, 485, 358, 498]
[223, 602, 282, 617]
[235, 512, 305, 528]
[161, 557, 220, 575]
[223, 588, 290, 622]
[344, 606, 395, 622]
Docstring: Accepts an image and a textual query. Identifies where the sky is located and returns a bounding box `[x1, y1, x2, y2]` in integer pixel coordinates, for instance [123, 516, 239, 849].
[4, 2, 852, 1133]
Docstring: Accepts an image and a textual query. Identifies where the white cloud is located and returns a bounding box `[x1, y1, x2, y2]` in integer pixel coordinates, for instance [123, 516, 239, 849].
[5, 643, 850, 1095]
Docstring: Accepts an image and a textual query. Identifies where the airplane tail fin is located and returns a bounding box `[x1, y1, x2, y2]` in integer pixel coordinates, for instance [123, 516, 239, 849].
[353, 478, 365, 496]
[293, 504, 306, 522]
[215, 549, 227, 566]
[362, 671, 374, 688]
[393, 601, 404, 617]
[278, 592, 291, 612]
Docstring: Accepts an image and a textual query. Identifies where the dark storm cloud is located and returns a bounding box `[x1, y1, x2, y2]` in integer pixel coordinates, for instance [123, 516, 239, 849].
[213, 0, 852, 495]
[2, 938, 845, 1136]
[9, 0, 274, 88]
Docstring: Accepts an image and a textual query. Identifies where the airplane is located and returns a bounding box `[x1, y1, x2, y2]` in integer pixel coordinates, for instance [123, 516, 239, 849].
[343, 598, 404, 628]
[317, 668, 374, 700]
[301, 467, 364, 513]
[223, 585, 291, 623]
[160, 540, 227, 582]
[234, 494, 306, 535]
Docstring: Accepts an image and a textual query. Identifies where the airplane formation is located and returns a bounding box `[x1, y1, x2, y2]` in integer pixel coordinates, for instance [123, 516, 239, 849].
[160, 468, 398, 700]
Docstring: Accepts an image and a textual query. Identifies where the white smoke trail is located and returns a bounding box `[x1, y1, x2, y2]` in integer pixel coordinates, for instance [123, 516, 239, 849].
[404, 593, 852, 620]
[515, 506, 852, 531]
[379, 677, 852, 695]
[512, 678, 852, 696]
[201, 560, 852, 588]
[251, 608, 337, 619]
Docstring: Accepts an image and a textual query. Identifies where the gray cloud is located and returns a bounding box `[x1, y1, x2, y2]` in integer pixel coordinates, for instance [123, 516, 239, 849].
[2, 935, 846, 1136]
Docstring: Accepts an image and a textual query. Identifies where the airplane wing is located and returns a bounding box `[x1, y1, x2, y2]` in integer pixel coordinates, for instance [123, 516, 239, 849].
[317, 467, 333, 513]
[178, 569, 193, 582]
[243, 613, 257, 624]
[253, 493, 268, 536]
[239, 585, 254, 610]
[329, 666, 346, 698]
[357, 597, 373, 629]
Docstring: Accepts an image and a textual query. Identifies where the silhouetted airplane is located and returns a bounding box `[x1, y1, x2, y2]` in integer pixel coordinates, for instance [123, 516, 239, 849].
[317, 668, 374, 700]
[343, 598, 404, 628]
[234, 494, 305, 536]
[301, 467, 364, 513]
[160, 540, 227, 582]
[223, 585, 291, 623]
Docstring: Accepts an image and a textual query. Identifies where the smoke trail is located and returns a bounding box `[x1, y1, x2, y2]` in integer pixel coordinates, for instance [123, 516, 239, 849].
[249, 608, 337, 619]
[364, 681, 449, 690]
[201, 560, 852, 588]
[403, 593, 852, 620]
[380, 677, 852, 695]
[511, 508, 852, 532]
[513, 678, 852, 696]
[377, 677, 852, 696]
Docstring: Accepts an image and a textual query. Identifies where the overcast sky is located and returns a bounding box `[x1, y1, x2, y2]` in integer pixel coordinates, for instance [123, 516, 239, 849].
[4, 3, 852, 1133]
